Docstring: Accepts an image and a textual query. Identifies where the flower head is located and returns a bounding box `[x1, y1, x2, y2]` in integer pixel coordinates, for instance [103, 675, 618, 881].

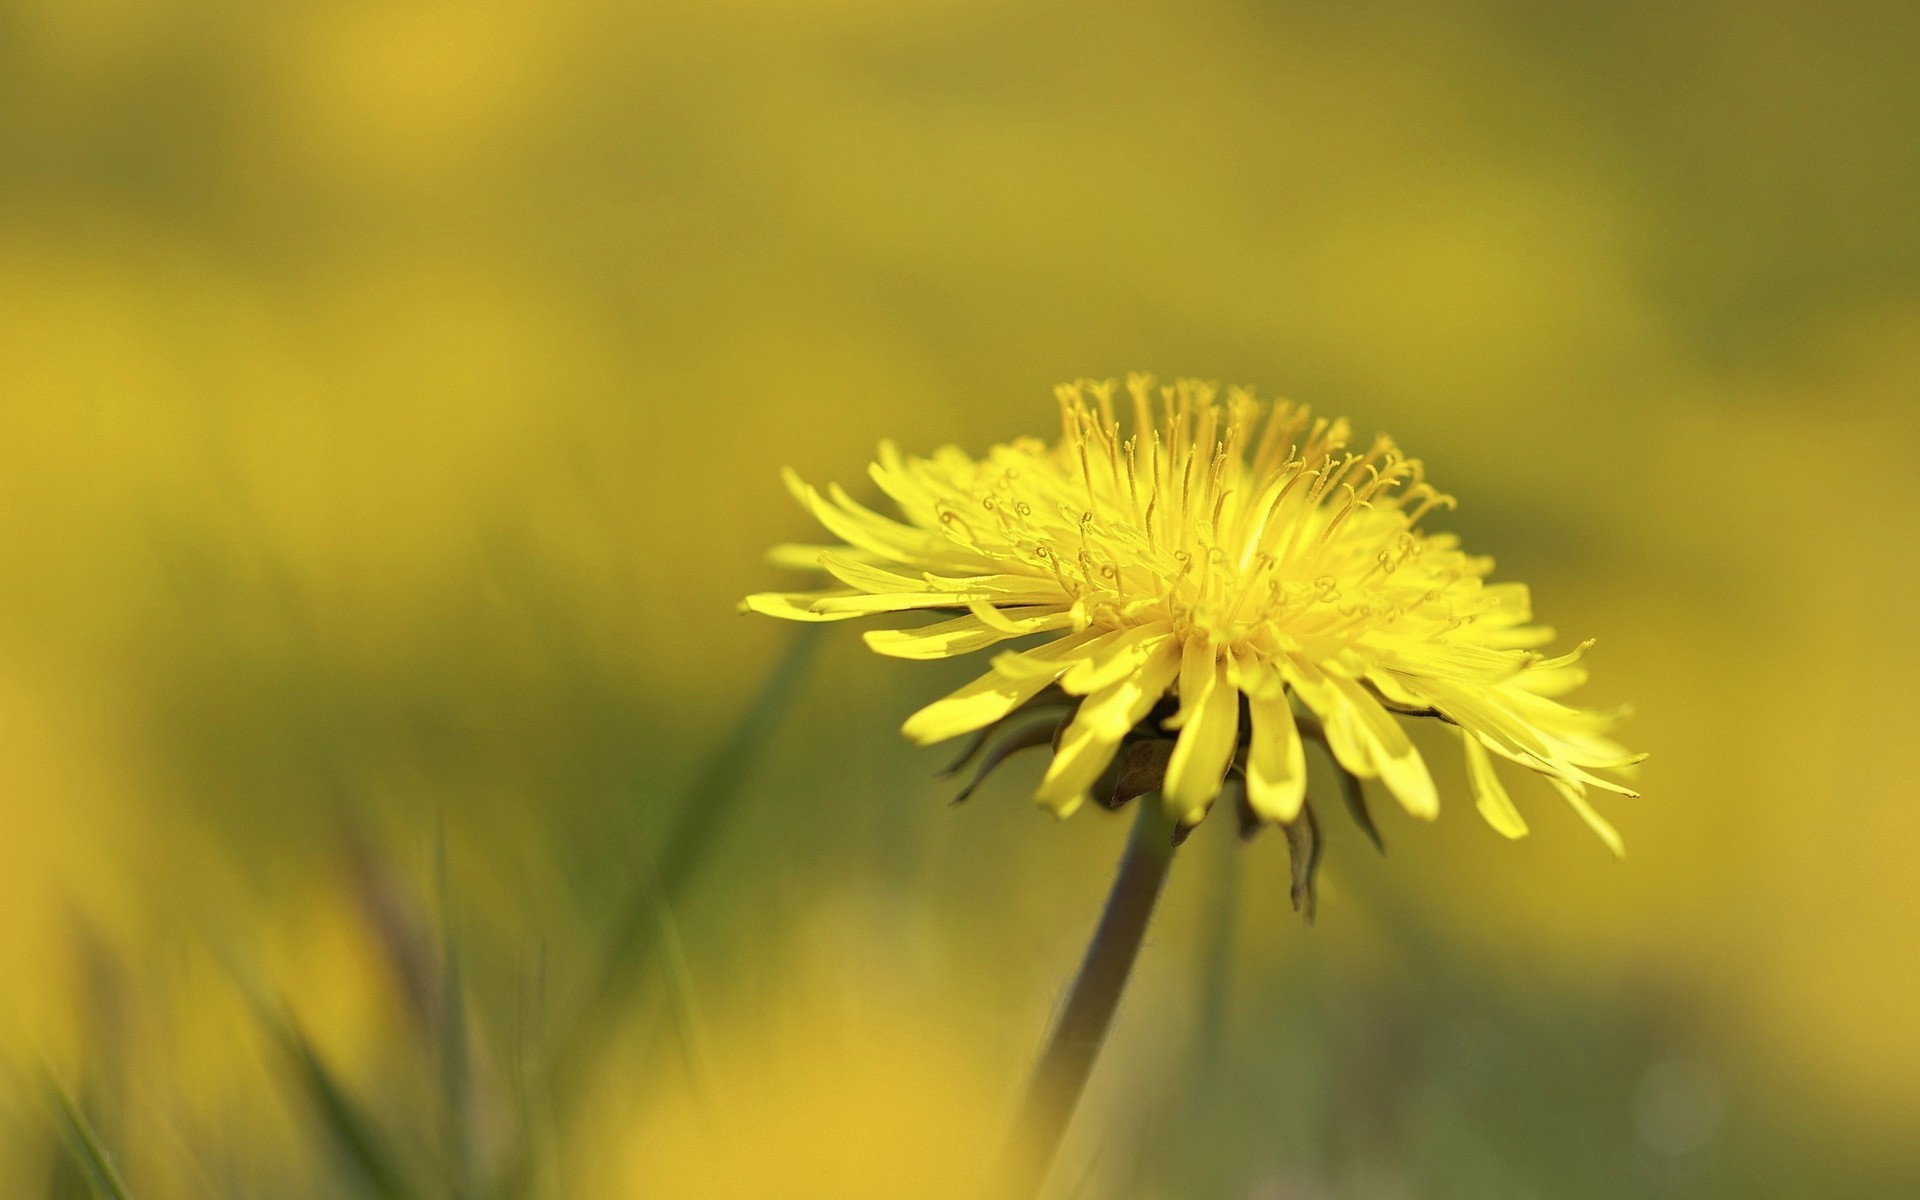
[744, 376, 1639, 873]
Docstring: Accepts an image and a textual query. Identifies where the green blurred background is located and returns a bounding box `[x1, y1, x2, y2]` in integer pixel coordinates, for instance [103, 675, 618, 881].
[2, 0, 1916, 1196]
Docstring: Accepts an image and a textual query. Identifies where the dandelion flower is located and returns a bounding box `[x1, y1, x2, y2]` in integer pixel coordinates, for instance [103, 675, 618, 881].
[745, 375, 1640, 861]
[743, 375, 1643, 1197]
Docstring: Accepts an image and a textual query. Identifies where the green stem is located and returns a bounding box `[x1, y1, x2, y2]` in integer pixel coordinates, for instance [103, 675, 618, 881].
[1000, 797, 1180, 1199]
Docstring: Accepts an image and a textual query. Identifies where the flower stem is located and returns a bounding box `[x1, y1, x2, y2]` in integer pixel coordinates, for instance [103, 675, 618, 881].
[999, 797, 1180, 1199]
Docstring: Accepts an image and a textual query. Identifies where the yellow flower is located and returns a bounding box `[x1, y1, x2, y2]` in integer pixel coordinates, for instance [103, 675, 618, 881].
[744, 376, 1640, 856]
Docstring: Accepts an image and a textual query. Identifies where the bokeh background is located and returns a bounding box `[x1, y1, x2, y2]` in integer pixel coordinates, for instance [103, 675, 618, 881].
[2, 1, 1917, 1196]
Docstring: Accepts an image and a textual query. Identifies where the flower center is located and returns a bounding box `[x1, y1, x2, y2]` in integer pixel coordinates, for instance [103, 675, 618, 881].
[941, 377, 1468, 650]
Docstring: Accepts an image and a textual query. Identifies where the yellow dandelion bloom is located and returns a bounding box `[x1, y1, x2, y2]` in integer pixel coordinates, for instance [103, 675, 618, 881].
[744, 376, 1640, 857]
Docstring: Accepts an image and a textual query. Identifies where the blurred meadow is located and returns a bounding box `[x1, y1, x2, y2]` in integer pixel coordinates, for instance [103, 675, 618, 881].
[2, 0, 1918, 1196]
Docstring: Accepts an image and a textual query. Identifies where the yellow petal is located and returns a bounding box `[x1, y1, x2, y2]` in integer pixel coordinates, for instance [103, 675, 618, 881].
[1033, 637, 1179, 815]
[1060, 623, 1175, 695]
[781, 467, 935, 563]
[1423, 680, 1639, 798]
[828, 481, 986, 570]
[739, 590, 865, 623]
[1463, 731, 1528, 839]
[901, 669, 1060, 746]
[817, 551, 928, 595]
[1330, 674, 1438, 820]
[812, 583, 1062, 617]
[1162, 653, 1238, 823]
[1164, 636, 1216, 731]
[900, 630, 1105, 744]
[1547, 775, 1625, 858]
[1283, 655, 1373, 778]
[965, 600, 1074, 635]
[764, 544, 841, 571]
[1072, 637, 1182, 738]
[867, 441, 939, 521]
[1224, 649, 1284, 699]
[1241, 654, 1307, 823]
[1511, 665, 1589, 697]
[1364, 669, 1433, 712]
[1362, 638, 1529, 682]
[1033, 725, 1118, 817]
[990, 629, 1120, 680]
[863, 614, 1021, 661]
[1478, 624, 1558, 650]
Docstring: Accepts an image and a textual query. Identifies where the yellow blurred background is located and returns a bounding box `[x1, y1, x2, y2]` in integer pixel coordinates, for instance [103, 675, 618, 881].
[1, 0, 1916, 1196]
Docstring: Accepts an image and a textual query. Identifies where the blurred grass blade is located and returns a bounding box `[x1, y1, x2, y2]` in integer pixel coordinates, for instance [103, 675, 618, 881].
[497, 627, 818, 1200]
[1134, 822, 1240, 1194]
[599, 627, 819, 990]
[260, 1008, 419, 1200]
[43, 1078, 132, 1200]
[342, 819, 437, 1033]
[1190, 821, 1241, 1081]
[436, 831, 476, 1200]
[564, 627, 817, 1049]
[651, 878, 716, 1103]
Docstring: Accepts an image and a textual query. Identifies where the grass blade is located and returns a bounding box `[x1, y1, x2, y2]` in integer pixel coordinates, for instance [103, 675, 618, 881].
[496, 626, 819, 1199]
[260, 1008, 419, 1200]
[561, 626, 817, 1068]
[435, 832, 476, 1200]
[599, 627, 819, 999]
[649, 874, 715, 1104]
[44, 1078, 132, 1200]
